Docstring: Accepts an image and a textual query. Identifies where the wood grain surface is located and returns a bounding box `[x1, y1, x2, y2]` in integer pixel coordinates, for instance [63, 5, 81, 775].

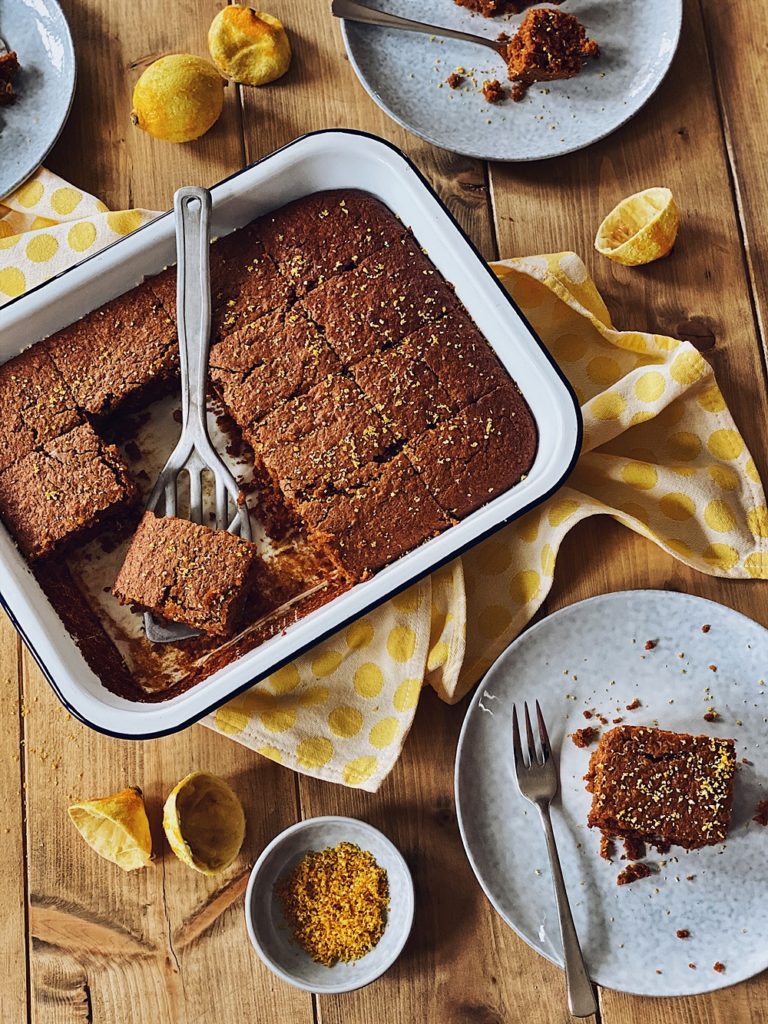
[1, 1, 767, 1021]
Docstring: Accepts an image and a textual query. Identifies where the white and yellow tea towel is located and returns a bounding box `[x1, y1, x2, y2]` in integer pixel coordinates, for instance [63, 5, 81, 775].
[3, 170, 766, 792]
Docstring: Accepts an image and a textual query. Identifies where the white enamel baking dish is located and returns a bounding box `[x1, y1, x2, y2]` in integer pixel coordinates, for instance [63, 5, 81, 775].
[0, 130, 581, 737]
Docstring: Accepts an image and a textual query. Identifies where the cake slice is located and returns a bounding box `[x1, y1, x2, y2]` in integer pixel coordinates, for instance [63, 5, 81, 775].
[504, 8, 599, 101]
[44, 281, 178, 417]
[0, 346, 82, 472]
[585, 726, 736, 851]
[405, 384, 537, 519]
[296, 454, 450, 579]
[0, 422, 138, 559]
[113, 512, 262, 636]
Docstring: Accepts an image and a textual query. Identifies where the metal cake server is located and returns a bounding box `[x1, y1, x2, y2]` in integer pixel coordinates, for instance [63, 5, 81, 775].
[331, 0, 509, 59]
[143, 186, 251, 644]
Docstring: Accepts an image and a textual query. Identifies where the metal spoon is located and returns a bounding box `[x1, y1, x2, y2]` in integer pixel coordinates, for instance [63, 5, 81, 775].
[331, 0, 509, 59]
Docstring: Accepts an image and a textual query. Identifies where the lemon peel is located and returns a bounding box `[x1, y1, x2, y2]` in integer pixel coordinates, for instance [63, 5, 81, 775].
[163, 771, 245, 875]
[68, 787, 153, 871]
[131, 55, 224, 143]
[595, 187, 680, 266]
[208, 7, 291, 86]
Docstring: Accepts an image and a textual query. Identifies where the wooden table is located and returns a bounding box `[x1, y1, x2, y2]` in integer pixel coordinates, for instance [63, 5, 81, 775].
[2, 1, 767, 1021]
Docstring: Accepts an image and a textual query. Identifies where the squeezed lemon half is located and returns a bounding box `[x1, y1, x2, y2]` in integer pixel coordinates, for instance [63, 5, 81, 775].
[68, 786, 153, 871]
[163, 771, 245, 875]
[595, 187, 680, 266]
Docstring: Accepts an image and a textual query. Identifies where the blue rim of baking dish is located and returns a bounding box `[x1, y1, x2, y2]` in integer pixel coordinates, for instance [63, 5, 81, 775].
[0, 129, 582, 739]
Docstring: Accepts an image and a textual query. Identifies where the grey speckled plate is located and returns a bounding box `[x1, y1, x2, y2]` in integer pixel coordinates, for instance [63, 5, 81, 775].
[0, 0, 76, 199]
[340, 1, 682, 161]
[455, 590, 768, 997]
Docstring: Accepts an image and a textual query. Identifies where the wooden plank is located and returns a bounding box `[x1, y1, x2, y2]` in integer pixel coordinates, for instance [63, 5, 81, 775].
[48, 0, 245, 210]
[700, 0, 768, 351]
[22, 647, 309, 1024]
[0, 611, 28, 1022]
[488, 1, 768, 1021]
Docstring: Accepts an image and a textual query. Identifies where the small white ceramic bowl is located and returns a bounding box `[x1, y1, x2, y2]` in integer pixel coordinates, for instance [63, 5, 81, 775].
[244, 815, 414, 994]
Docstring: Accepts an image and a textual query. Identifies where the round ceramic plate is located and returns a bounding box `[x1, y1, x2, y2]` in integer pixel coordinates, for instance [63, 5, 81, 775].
[340, 1, 682, 161]
[455, 590, 768, 997]
[0, 0, 76, 199]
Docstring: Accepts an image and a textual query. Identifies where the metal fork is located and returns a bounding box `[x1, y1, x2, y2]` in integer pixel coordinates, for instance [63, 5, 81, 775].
[512, 701, 597, 1018]
[331, 0, 509, 61]
[143, 186, 251, 643]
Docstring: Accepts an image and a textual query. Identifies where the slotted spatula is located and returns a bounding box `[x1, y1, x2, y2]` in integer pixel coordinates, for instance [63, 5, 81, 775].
[143, 186, 251, 643]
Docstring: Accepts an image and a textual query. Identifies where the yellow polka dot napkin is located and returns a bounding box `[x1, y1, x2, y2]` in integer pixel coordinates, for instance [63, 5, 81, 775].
[3, 172, 766, 792]
[0, 169, 155, 300]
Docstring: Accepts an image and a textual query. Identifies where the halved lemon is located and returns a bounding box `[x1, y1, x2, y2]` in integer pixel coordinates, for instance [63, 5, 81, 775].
[163, 771, 245, 875]
[595, 187, 680, 266]
[68, 786, 153, 871]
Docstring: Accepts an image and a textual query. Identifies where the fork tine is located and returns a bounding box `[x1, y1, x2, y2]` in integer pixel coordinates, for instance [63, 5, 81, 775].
[535, 700, 551, 762]
[189, 470, 202, 524]
[215, 476, 228, 530]
[523, 701, 538, 766]
[164, 478, 177, 517]
[512, 704, 524, 769]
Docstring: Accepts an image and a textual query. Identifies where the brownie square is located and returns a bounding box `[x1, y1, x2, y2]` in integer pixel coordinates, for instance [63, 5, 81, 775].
[45, 282, 178, 417]
[0, 422, 138, 559]
[259, 189, 406, 294]
[248, 375, 396, 502]
[302, 240, 459, 366]
[0, 346, 82, 472]
[404, 309, 511, 408]
[406, 384, 537, 518]
[146, 230, 293, 342]
[209, 307, 340, 429]
[585, 726, 736, 850]
[351, 341, 456, 441]
[297, 454, 449, 579]
[113, 511, 261, 636]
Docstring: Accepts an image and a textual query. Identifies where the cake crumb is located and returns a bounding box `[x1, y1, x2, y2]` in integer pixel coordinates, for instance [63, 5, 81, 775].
[571, 726, 599, 748]
[599, 835, 615, 861]
[704, 707, 720, 722]
[753, 799, 768, 826]
[616, 862, 652, 886]
[644, 639, 657, 650]
[676, 929, 690, 939]
[701, 624, 711, 633]
[713, 962, 725, 974]
[446, 71, 464, 89]
[482, 79, 505, 103]
[625, 697, 641, 711]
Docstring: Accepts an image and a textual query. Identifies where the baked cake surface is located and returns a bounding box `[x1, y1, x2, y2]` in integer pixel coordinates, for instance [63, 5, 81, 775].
[44, 281, 178, 417]
[113, 512, 261, 636]
[585, 725, 736, 851]
[0, 346, 82, 473]
[302, 240, 459, 365]
[0, 422, 138, 559]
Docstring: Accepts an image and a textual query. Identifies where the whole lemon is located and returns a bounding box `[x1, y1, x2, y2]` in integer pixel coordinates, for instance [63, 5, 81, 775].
[208, 7, 291, 86]
[131, 54, 225, 143]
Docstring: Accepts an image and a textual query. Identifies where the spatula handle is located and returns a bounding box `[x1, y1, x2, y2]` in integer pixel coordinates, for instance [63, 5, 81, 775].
[174, 187, 213, 439]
